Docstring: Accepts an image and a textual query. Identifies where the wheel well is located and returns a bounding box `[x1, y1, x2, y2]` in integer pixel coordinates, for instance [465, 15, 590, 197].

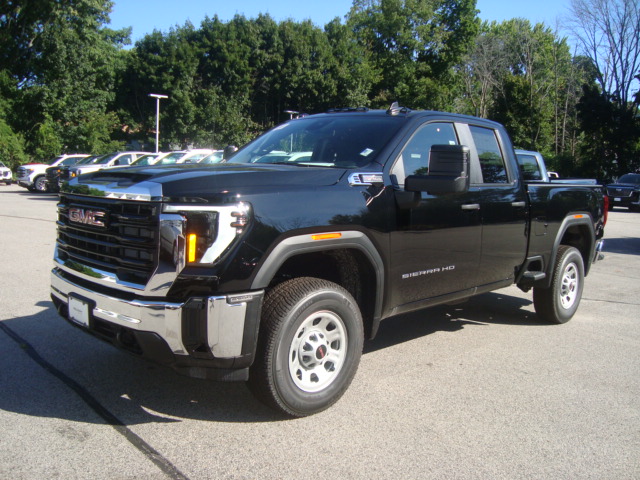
[267, 248, 377, 338]
[559, 223, 593, 273]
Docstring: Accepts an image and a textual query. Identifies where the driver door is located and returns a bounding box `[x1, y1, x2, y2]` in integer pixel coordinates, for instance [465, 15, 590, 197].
[389, 121, 482, 308]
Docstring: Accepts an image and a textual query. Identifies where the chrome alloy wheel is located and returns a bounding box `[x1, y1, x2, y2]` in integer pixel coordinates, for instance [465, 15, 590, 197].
[289, 310, 347, 393]
[559, 262, 579, 309]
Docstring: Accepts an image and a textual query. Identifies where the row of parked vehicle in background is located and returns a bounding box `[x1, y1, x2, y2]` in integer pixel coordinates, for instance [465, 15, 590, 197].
[5, 146, 639, 211]
[11, 148, 224, 193]
[0, 160, 13, 185]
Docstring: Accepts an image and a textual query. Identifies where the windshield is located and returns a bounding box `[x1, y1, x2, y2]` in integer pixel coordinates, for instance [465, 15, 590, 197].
[617, 174, 640, 185]
[132, 154, 159, 166]
[199, 151, 224, 164]
[77, 155, 104, 165]
[228, 115, 405, 168]
[60, 156, 81, 166]
[95, 153, 118, 165]
[156, 152, 186, 165]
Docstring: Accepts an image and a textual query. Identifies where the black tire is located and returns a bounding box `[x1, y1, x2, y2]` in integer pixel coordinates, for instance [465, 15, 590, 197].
[34, 175, 47, 192]
[533, 246, 584, 324]
[248, 277, 364, 417]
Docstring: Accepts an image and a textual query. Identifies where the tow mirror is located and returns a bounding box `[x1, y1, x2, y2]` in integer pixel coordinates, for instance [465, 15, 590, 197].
[405, 144, 470, 194]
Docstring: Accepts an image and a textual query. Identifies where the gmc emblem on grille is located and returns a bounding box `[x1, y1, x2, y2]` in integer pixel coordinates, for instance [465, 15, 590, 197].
[69, 208, 106, 227]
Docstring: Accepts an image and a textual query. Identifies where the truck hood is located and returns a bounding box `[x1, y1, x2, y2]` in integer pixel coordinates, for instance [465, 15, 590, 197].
[66, 163, 346, 201]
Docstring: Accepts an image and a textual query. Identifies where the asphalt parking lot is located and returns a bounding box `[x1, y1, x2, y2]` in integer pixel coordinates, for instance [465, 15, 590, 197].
[1, 183, 638, 479]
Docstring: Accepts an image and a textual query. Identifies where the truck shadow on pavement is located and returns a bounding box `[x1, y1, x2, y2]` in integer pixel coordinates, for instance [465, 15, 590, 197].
[366, 291, 537, 353]
[602, 237, 640, 255]
[1, 291, 537, 425]
[0, 306, 281, 424]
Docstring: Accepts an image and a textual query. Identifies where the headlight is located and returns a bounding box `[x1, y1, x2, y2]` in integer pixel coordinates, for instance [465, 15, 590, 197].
[162, 203, 251, 265]
[184, 211, 218, 263]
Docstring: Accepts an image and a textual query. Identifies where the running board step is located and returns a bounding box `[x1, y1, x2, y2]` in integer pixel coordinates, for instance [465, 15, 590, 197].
[521, 271, 546, 282]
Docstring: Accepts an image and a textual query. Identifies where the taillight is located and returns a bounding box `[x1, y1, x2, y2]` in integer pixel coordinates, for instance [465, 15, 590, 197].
[603, 195, 609, 226]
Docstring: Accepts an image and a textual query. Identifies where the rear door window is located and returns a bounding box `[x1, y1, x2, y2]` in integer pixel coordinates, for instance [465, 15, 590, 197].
[469, 126, 508, 184]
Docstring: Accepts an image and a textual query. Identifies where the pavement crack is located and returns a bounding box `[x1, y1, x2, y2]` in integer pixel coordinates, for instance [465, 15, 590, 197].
[0, 321, 190, 480]
[583, 297, 640, 306]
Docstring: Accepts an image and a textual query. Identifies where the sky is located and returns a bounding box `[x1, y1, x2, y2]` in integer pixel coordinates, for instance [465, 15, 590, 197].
[109, 0, 575, 44]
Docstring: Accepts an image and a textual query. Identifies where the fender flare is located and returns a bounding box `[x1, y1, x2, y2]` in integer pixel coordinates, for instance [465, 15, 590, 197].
[543, 214, 596, 287]
[250, 231, 385, 323]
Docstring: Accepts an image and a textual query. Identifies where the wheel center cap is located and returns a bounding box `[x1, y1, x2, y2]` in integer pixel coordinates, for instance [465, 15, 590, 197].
[316, 344, 327, 360]
[298, 330, 330, 368]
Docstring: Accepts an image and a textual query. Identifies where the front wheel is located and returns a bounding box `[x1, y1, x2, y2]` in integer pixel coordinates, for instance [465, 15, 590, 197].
[248, 277, 364, 417]
[533, 246, 584, 324]
[34, 175, 47, 192]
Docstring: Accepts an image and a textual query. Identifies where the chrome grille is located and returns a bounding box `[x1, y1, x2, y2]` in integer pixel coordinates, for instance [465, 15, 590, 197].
[56, 195, 160, 285]
[606, 187, 633, 197]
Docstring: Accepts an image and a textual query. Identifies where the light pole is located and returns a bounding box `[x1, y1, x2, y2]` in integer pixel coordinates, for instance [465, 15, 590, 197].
[284, 111, 299, 152]
[149, 93, 168, 153]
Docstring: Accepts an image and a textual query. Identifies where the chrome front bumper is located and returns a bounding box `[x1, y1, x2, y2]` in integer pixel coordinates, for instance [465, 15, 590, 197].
[51, 267, 264, 379]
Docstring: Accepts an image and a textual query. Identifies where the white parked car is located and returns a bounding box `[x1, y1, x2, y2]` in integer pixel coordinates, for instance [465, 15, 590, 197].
[16, 154, 90, 192]
[68, 151, 147, 179]
[0, 160, 12, 185]
[154, 149, 215, 166]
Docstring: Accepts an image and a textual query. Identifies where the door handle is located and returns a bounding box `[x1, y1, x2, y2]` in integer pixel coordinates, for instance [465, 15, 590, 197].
[511, 201, 526, 208]
[461, 204, 480, 210]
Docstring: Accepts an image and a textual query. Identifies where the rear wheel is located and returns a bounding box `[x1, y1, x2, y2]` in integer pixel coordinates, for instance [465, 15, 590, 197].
[248, 277, 364, 417]
[533, 245, 584, 324]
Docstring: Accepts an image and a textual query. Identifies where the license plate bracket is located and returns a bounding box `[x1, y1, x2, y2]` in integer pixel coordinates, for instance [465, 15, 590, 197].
[68, 295, 91, 328]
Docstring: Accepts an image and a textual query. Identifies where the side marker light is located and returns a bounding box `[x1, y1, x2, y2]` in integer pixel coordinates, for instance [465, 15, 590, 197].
[187, 234, 197, 262]
[311, 233, 342, 241]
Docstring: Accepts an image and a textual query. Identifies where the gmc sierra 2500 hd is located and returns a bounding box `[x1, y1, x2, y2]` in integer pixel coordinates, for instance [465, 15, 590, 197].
[51, 105, 606, 416]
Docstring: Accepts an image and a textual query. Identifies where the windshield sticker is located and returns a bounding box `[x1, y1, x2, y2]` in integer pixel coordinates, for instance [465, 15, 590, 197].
[360, 148, 374, 157]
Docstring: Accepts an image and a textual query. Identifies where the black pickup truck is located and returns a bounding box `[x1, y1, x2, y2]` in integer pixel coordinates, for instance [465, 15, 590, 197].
[51, 106, 606, 416]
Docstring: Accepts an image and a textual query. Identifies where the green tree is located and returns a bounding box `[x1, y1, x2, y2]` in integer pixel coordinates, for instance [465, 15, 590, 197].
[32, 115, 62, 161]
[0, 0, 130, 158]
[577, 86, 640, 178]
[324, 18, 378, 108]
[347, 0, 478, 108]
[0, 118, 27, 169]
